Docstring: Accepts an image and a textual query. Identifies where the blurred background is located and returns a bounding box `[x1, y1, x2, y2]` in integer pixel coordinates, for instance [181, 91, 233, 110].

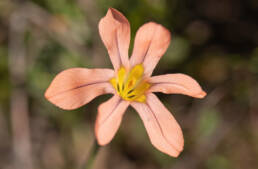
[0, 0, 258, 169]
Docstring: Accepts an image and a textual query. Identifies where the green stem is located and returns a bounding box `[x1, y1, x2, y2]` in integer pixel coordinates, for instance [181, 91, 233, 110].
[80, 139, 100, 169]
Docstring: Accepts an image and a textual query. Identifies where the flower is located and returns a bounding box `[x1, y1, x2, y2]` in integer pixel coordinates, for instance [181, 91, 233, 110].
[45, 8, 206, 157]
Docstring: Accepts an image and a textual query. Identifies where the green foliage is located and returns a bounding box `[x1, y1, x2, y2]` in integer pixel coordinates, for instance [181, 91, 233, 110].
[206, 154, 231, 169]
[197, 108, 220, 139]
[0, 47, 9, 106]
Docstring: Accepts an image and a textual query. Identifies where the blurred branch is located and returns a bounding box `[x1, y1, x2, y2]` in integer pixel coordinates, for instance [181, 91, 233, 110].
[79, 139, 100, 169]
[6, 1, 90, 60]
[169, 87, 243, 169]
[22, 2, 89, 58]
[170, 118, 241, 169]
[182, 86, 227, 130]
[8, 9, 33, 169]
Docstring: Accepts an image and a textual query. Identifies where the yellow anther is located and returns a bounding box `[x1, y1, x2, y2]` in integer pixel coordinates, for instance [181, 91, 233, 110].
[135, 95, 146, 102]
[110, 78, 117, 90]
[117, 67, 126, 91]
[110, 64, 150, 102]
[129, 64, 144, 79]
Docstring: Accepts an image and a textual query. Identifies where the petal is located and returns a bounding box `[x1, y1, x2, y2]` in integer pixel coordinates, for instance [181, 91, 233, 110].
[99, 8, 130, 71]
[95, 95, 129, 145]
[131, 93, 184, 157]
[45, 68, 115, 110]
[130, 22, 171, 76]
[148, 73, 206, 98]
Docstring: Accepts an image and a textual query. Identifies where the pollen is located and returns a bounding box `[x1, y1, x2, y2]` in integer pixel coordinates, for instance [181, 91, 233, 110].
[110, 64, 150, 102]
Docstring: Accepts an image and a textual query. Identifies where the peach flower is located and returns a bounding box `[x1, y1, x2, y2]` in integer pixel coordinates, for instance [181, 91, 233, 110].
[45, 8, 206, 157]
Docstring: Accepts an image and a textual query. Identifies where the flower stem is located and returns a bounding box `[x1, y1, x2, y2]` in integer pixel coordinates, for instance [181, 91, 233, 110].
[80, 139, 100, 169]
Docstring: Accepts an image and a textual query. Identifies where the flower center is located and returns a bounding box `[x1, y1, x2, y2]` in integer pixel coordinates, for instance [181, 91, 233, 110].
[110, 64, 150, 102]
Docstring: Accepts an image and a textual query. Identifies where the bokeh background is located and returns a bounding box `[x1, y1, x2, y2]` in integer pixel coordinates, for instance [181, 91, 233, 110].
[0, 0, 258, 169]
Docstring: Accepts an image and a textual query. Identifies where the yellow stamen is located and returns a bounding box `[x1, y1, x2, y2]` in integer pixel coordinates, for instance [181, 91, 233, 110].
[110, 64, 150, 102]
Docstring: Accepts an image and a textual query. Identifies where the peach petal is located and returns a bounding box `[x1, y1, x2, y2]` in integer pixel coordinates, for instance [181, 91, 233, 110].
[148, 73, 207, 98]
[45, 68, 115, 110]
[99, 8, 130, 71]
[131, 93, 184, 157]
[130, 22, 171, 76]
[95, 95, 129, 145]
